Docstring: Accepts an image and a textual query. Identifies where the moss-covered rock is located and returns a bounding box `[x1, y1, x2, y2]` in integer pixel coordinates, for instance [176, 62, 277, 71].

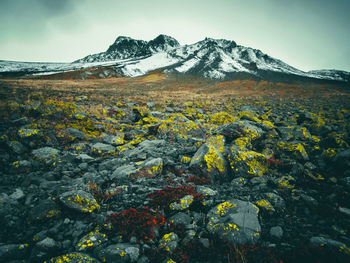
[276, 141, 309, 161]
[207, 199, 261, 244]
[60, 190, 100, 213]
[45, 253, 100, 263]
[190, 135, 228, 182]
[228, 146, 268, 178]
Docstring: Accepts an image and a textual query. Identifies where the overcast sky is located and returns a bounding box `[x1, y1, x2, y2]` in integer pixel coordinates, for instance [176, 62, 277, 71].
[0, 0, 349, 71]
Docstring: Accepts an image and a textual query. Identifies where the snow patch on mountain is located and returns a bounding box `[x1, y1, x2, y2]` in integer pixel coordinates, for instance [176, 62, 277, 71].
[119, 52, 180, 77]
[175, 57, 200, 73]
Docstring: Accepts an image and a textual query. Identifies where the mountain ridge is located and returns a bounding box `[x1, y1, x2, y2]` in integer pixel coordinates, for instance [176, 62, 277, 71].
[0, 34, 349, 83]
[73, 34, 349, 83]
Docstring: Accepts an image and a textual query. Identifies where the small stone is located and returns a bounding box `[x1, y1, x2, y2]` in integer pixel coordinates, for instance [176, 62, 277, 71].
[169, 195, 194, 211]
[310, 237, 345, 248]
[32, 147, 60, 160]
[29, 199, 61, 222]
[147, 102, 156, 108]
[102, 133, 124, 145]
[79, 163, 89, 170]
[170, 212, 192, 225]
[36, 237, 60, 250]
[8, 141, 27, 154]
[339, 207, 350, 217]
[111, 164, 137, 182]
[91, 142, 115, 153]
[96, 243, 140, 262]
[62, 240, 72, 249]
[18, 128, 40, 139]
[78, 154, 94, 162]
[9, 188, 25, 200]
[130, 236, 137, 244]
[60, 190, 100, 213]
[199, 238, 210, 248]
[66, 128, 86, 139]
[76, 229, 107, 251]
[159, 233, 179, 252]
[270, 226, 283, 239]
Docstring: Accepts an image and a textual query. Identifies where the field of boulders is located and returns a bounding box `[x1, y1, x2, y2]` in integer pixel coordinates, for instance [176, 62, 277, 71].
[0, 92, 350, 263]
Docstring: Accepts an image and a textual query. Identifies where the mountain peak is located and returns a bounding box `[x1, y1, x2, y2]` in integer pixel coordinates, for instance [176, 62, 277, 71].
[153, 34, 178, 42]
[201, 37, 237, 48]
[146, 34, 180, 52]
[105, 36, 147, 58]
[113, 36, 134, 43]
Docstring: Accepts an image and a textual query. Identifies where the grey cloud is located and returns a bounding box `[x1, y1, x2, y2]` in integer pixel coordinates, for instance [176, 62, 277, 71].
[0, 0, 81, 42]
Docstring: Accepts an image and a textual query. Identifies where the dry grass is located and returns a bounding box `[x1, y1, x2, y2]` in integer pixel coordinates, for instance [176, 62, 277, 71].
[1, 73, 349, 107]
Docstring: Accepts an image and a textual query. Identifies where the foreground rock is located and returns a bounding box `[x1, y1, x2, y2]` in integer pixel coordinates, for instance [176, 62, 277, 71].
[1, 96, 350, 262]
[207, 199, 261, 244]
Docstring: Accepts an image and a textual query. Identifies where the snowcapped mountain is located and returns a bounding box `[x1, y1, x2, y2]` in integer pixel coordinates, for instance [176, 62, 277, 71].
[1, 34, 349, 83]
[73, 35, 349, 82]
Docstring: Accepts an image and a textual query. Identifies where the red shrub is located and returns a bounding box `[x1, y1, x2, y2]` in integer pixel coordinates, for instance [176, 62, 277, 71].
[88, 182, 121, 203]
[106, 207, 165, 242]
[186, 175, 212, 185]
[146, 185, 204, 210]
[266, 157, 292, 167]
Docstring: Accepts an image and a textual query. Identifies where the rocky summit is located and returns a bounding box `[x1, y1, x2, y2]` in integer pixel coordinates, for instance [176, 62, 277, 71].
[0, 89, 350, 263]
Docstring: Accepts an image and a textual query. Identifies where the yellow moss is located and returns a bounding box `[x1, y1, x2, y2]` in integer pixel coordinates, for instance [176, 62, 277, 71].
[170, 195, 194, 210]
[18, 128, 39, 137]
[229, 149, 268, 177]
[309, 112, 326, 128]
[298, 127, 311, 139]
[204, 147, 225, 173]
[72, 194, 100, 213]
[46, 209, 61, 218]
[255, 199, 273, 211]
[77, 229, 105, 250]
[181, 156, 191, 164]
[234, 137, 251, 150]
[262, 120, 275, 129]
[45, 252, 95, 263]
[278, 176, 295, 189]
[322, 148, 337, 159]
[227, 223, 240, 231]
[210, 112, 237, 125]
[204, 135, 225, 173]
[215, 201, 236, 216]
[277, 141, 308, 160]
[312, 135, 320, 143]
[159, 232, 177, 252]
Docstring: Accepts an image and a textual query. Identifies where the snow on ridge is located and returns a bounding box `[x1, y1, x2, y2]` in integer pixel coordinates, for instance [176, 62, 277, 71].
[175, 57, 200, 73]
[120, 52, 180, 77]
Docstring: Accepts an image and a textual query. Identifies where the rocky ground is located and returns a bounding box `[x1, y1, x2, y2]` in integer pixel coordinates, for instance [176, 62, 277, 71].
[0, 88, 350, 263]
